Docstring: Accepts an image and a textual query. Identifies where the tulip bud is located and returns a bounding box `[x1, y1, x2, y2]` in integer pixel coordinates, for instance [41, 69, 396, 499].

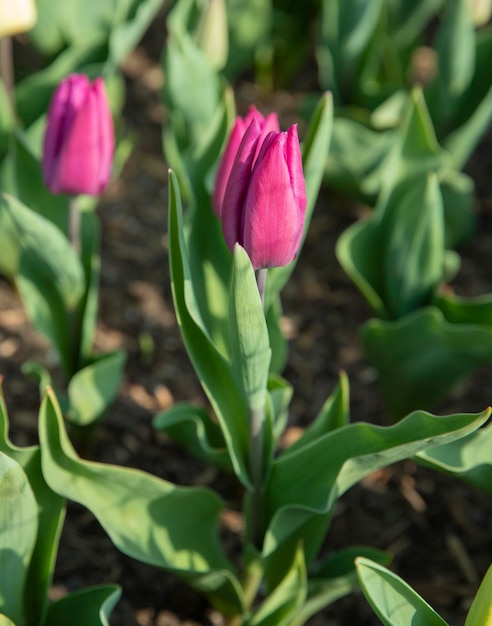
[42, 74, 115, 196]
[194, 0, 229, 70]
[221, 121, 307, 270]
[213, 106, 279, 217]
[0, 0, 37, 38]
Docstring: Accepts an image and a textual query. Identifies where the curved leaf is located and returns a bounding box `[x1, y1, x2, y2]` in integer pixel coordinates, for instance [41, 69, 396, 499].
[45, 584, 121, 626]
[356, 557, 449, 626]
[39, 388, 244, 615]
[168, 170, 250, 487]
[416, 422, 492, 495]
[263, 407, 490, 563]
[361, 307, 492, 418]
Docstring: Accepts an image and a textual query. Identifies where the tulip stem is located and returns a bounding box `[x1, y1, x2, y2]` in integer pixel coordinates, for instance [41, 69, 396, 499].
[0, 37, 15, 116]
[69, 196, 81, 255]
[248, 268, 268, 548]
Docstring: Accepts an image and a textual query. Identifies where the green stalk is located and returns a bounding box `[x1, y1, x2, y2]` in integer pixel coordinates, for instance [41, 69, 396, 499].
[249, 267, 268, 547]
[0, 36, 15, 117]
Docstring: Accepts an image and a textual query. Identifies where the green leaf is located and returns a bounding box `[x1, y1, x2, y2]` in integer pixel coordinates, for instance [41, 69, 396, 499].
[430, 0, 475, 130]
[361, 307, 492, 418]
[268, 91, 334, 297]
[108, 0, 163, 67]
[248, 542, 306, 626]
[153, 402, 232, 472]
[39, 388, 244, 615]
[0, 361, 66, 626]
[229, 246, 272, 416]
[0, 194, 85, 375]
[381, 174, 445, 318]
[318, 0, 383, 99]
[0, 79, 13, 159]
[337, 174, 445, 320]
[45, 584, 121, 626]
[435, 291, 492, 326]
[268, 374, 293, 441]
[416, 421, 492, 496]
[0, 453, 38, 625]
[443, 27, 492, 168]
[356, 557, 449, 626]
[67, 350, 126, 426]
[282, 371, 349, 457]
[464, 564, 492, 626]
[263, 407, 490, 564]
[78, 211, 101, 363]
[289, 547, 390, 626]
[168, 171, 250, 487]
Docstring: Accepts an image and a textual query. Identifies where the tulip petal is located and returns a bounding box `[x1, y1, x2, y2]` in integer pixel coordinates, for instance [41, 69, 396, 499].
[52, 81, 113, 195]
[285, 125, 307, 215]
[221, 118, 262, 251]
[42, 74, 91, 192]
[93, 78, 115, 192]
[243, 135, 304, 269]
[212, 117, 247, 216]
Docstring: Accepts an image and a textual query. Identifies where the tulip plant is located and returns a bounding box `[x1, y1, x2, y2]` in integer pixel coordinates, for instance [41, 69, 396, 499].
[1, 0, 492, 624]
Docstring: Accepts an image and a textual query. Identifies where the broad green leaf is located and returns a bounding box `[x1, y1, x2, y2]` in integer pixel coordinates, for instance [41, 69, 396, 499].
[356, 557, 449, 626]
[0, 453, 37, 625]
[435, 291, 492, 326]
[443, 27, 492, 168]
[282, 371, 349, 458]
[318, 0, 383, 100]
[337, 173, 445, 320]
[361, 307, 492, 418]
[39, 388, 244, 616]
[0, 382, 65, 626]
[168, 171, 250, 487]
[0, 194, 85, 376]
[465, 565, 492, 626]
[268, 91, 334, 298]
[229, 246, 271, 416]
[381, 174, 444, 319]
[440, 171, 475, 248]
[430, 0, 475, 130]
[45, 584, 121, 626]
[263, 407, 490, 564]
[67, 350, 126, 426]
[153, 402, 232, 472]
[416, 422, 492, 496]
[248, 543, 306, 626]
[289, 547, 390, 626]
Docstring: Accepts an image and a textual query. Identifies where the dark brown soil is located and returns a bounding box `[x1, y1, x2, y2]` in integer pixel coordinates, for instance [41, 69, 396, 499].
[1, 16, 492, 626]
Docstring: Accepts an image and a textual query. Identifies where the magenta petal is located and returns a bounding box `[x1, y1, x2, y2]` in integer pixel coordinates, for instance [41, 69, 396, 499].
[221, 118, 262, 252]
[284, 125, 307, 214]
[42, 74, 91, 191]
[54, 86, 104, 195]
[212, 117, 247, 216]
[93, 78, 115, 193]
[243, 137, 303, 269]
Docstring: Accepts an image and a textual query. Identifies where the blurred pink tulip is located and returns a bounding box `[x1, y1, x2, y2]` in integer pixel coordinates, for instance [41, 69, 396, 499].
[221, 121, 307, 270]
[213, 106, 279, 217]
[42, 74, 115, 196]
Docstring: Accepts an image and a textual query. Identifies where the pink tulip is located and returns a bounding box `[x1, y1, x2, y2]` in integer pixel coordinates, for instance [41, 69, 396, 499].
[42, 74, 114, 196]
[213, 106, 279, 217]
[221, 120, 307, 270]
